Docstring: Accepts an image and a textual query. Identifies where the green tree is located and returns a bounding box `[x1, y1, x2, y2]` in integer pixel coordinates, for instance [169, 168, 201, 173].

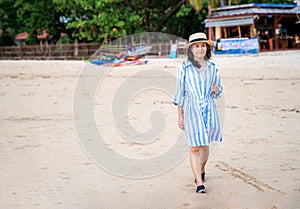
[53, 0, 143, 42]
[57, 0, 208, 41]
[169, 2, 209, 38]
[0, 0, 66, 45]
[0, 0, 210, 45]
[14, 0, 64, 44]
[2, 0, 291, 46]
[0, 0, 19, 45]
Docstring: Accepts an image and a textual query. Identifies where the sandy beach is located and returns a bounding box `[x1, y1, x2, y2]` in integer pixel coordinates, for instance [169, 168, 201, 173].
[0, 50, 300, 209]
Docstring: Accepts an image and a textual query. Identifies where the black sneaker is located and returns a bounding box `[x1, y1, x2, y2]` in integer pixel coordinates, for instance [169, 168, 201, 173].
[196, 185, 206, 193]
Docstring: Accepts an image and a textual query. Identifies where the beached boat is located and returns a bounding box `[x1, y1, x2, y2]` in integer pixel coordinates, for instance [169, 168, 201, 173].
[89, 55, 148, 67]
[89, 45, 152, 67]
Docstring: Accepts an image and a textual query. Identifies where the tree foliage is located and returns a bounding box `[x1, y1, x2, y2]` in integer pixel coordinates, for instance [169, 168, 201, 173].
[0, 0, 65, 45]
[54, 0, 143, 42]
[0, 0, 294, 46]
[0, 0, 19, 45]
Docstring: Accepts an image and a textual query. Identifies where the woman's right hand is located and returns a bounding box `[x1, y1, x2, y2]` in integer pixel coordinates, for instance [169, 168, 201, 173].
[178, 115, 184, 130]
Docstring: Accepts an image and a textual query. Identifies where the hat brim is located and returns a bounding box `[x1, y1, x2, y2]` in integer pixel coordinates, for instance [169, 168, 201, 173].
[184, 40, 214, 49]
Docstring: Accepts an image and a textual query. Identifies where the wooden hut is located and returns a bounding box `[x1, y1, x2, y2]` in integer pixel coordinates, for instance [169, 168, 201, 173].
[15, 32, 29, 45]
[205, 3, 300, 53]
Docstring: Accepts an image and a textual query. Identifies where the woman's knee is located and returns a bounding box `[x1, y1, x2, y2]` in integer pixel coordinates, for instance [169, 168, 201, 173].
[190, 146, 200, 152]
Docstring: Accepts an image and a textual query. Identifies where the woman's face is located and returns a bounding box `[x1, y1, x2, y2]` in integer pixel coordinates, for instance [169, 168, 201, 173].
[192, 42, 207, 60]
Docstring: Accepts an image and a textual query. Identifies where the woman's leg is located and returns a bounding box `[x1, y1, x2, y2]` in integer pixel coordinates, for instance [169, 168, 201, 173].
[199, 146, 209, 174]
[190, 146, 203, 186]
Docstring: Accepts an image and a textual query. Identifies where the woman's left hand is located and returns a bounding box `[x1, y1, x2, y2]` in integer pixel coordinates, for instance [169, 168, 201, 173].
[212, 84, 219, 94]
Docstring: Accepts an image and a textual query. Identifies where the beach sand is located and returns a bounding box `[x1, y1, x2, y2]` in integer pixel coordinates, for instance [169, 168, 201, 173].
[0, 50, 299, 209]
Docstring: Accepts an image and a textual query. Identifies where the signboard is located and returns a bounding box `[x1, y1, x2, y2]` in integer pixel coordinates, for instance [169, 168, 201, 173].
[214, 38, 259, 55]
[169, 44, 178, 58]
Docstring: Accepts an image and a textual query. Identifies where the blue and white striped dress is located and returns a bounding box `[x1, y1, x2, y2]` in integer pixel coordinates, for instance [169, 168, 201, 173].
[173, 60, 223, 146]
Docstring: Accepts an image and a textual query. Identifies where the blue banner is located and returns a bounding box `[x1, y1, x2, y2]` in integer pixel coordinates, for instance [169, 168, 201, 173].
[169, 44, 177, 58]
[214, 38, 259, 55]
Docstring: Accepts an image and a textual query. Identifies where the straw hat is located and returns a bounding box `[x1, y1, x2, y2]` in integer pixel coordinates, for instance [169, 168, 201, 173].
[185, 32, 214, 48]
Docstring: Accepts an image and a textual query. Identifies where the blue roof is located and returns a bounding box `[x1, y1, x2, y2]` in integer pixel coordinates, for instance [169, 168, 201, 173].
[215, 3, 298, 11]
[209, 3, 300, 18]
[253, 3, 297, 8]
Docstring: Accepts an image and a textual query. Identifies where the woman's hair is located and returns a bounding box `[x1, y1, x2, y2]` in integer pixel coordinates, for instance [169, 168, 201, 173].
[187, 43, 212, 68]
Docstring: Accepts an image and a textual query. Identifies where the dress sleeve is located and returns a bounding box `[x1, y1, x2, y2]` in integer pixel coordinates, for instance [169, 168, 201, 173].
[172, 65, 185, 106]
[212, 67, 223, 99]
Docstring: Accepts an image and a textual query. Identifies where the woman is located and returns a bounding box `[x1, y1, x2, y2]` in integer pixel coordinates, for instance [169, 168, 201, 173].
[173, 32, 223, 193]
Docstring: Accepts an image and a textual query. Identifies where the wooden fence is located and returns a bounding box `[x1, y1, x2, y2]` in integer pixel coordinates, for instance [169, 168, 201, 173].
[0, 42, 100, 60]
[0, 41, 186, 60]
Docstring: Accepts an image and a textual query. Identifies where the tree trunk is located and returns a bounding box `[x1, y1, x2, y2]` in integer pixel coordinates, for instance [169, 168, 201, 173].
[154, 0, 186, 32]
